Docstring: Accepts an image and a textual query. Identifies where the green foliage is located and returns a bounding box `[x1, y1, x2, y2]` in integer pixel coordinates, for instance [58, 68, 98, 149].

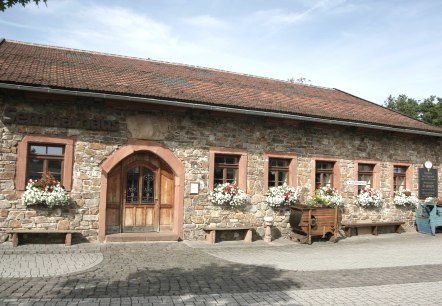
[0, 0, 46, 12]
[384, 94, 420, 118]
[420, 96, 442, 127]
[384, 94, 442, 127]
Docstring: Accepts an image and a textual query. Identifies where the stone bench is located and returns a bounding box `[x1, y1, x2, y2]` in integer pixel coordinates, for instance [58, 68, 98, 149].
[342, 221, 405, 237]
[202, 226, 254, 244]
[6, 230, 82, 247]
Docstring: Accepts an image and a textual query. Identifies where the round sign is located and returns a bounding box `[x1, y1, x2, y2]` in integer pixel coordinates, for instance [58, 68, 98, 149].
[424, 161, 433, 169]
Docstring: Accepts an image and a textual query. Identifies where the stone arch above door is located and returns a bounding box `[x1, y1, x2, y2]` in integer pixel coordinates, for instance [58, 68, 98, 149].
[98, 139, 184, 242]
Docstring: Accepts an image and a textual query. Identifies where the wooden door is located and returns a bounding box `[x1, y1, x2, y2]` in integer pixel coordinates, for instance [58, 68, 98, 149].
[106, 154, 175, 234]
[105, 164, 122, 234]
[123, 165, 157, 232]
[159, 169, 174, 231]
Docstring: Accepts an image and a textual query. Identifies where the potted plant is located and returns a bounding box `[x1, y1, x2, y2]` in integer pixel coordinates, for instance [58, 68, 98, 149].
[209, 182, 249, 207]
[22, 172, 70, 207]
[393, 189, 419, 207]
[355, 186, 382, 207]
[424, 197, 440, 205]
[265, 184, 300, 207]
[306, 186, 344, 208]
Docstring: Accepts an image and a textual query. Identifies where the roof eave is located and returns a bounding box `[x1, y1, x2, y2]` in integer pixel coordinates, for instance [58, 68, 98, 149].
[1, 82, 441, 138]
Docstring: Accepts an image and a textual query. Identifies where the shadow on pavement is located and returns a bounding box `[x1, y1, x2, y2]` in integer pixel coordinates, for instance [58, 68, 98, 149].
[54, 263, 301, 298]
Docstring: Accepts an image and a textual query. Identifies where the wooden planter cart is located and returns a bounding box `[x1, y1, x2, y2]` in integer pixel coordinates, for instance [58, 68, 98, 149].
[289, 204, 342, 244]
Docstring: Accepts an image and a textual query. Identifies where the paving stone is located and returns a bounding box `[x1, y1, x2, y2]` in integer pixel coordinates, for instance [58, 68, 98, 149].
[1, 233, 442, 304]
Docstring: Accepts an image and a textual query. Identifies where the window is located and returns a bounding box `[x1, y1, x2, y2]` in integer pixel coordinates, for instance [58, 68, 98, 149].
[389, 163, 412, 195]
[214, 155, 239, 186]
[354, 160, 380, 195]
[16, 135, 74, 191]
[208, 147, 247, 191]
[315, 161, 334, 189]
[268, 158, 290, 187]
[358, 164, 374, 193]
[126, 167, 155, 204]
[393, 166, 407, 192]
[28, 144, 65, 182]
[264, 153, 297, 191]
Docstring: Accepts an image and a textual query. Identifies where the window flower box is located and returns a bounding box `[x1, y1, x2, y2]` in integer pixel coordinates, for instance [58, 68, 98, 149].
[355, 186, 382, 207]
[22, 173, 70, 207]
[393, 190, 419, 207]
[265, 184, 300, 207]
[209, 182, 249, 207]
[306, 187, 344, 208]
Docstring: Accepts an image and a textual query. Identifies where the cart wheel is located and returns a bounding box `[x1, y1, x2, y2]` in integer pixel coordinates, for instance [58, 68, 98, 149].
[324, 232, 333, 241]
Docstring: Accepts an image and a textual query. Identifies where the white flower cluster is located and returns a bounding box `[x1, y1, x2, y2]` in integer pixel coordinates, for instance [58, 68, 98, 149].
[319, 186, 344, 207]
[356, 187, 383, 207]
[393, 190, 419, 207]
[209, 182, 249, 207]
[22, 179, 70, 207]
[424, 197, 437, 203]
[307, 186, 344, 208]
[266, 184, 300, 207]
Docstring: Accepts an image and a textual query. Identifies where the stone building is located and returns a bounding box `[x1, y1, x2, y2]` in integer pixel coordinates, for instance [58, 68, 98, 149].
[0, 39, 441, 243]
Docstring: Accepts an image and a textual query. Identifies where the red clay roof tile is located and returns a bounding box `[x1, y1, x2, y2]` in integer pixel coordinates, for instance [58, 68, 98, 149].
[1, 39, 441, 134]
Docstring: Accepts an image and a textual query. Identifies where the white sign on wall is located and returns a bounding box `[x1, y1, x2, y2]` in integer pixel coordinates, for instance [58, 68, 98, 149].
[346, 180, 369, 186]
[190, 183, 199, 194]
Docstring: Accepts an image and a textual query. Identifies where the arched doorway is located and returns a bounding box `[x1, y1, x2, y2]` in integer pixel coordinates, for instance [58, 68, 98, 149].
[105, 152, 175, 233]
[99, 140, 184, 242]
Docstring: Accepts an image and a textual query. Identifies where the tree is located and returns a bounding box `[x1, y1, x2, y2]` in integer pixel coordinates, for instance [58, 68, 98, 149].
[420, 96, 442, 127]
[384, 94, 420, 119]
[0, 0, 46, 12]
[384, 94, 442, 127]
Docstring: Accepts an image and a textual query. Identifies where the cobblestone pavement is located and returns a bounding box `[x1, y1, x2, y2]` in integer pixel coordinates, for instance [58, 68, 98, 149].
[0, 232, 442, 305]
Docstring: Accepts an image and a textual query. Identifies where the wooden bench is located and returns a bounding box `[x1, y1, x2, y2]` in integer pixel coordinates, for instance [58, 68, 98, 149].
[6, 230, 82, 247]
[342, 221, 405, 237]
[202, 226, 254, 244]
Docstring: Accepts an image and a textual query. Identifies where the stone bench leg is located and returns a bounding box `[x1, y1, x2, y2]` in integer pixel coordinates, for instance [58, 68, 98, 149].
[372, 226, 379, 235]
[11, 233, 18, 247]
[206, 230, 216, 244]
[244, 229, 252, 242]
[344, 227, 352, 237]
[65, 233, 72, 246]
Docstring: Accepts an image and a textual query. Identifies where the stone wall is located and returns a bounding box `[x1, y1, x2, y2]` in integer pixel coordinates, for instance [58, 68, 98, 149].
[0, 93, 127, 242]
[0, 91, 441, 242]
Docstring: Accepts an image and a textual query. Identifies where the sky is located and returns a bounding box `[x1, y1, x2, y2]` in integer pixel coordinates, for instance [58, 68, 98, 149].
[1, 0, 442, 105]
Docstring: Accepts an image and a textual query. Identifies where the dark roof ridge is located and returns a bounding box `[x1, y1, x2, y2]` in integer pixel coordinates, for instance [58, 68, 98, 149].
[3, 39, 335, 93]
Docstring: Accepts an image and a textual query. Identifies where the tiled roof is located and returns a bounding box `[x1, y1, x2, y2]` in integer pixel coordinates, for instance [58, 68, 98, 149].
[1, 39, 441, 134]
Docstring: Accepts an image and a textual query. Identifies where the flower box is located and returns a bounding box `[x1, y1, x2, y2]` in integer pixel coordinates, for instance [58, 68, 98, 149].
[209, 182, 249, 207]
[306, 187, 344, 208]
[394, 190, 419, 207]
[22, 173, 70, 207]
[265, 184, 299, 207]
[355, 187, 382, 207]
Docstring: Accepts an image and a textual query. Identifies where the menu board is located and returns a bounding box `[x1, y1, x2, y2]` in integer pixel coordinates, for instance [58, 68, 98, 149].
[418, 168, 438, 199]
